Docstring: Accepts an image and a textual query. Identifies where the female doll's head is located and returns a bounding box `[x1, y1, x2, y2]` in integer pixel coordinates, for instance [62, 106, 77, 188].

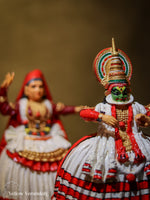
[24, 79, 45, 102]
[16, 69, 52, 102]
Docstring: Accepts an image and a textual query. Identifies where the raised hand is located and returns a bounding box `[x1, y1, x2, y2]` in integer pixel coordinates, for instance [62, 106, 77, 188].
[1, 72, 15, 88]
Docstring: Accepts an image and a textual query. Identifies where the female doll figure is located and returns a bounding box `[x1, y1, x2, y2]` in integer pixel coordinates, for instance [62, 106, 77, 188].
[53, 39, 150, 199]
[0, 69, 82, 200]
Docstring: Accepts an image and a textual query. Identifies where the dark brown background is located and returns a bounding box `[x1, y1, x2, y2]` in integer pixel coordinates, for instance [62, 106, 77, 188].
[0, 0, 150, 144]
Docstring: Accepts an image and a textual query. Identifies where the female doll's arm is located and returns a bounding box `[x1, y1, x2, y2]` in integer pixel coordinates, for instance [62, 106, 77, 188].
[0, 72, 17, 116]
[53, 102, 86, 115]
[0, 72, 17, 153]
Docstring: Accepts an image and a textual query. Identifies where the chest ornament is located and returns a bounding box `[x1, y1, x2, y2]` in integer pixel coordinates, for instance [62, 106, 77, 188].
[111, 104, 145, 164]
[23, 119, 51, 136]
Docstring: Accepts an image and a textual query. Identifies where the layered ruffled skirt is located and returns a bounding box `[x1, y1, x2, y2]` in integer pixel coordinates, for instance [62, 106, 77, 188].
[0, 123, 71, 200]
[53, 134, 150, 200]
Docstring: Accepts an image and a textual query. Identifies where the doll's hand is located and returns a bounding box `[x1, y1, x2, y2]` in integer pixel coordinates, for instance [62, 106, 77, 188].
[75, 106, 95, 113]
[101, 115, 118, 128]
[56, 102, 65, 112]
[135, 113, 150, 127]
[1, 72, 15, 88]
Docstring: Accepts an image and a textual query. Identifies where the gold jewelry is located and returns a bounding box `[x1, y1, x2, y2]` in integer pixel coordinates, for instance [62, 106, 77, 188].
[18, 148, 68, 162]
[116, 107, 132, 152]
[98, 113, 103, 120]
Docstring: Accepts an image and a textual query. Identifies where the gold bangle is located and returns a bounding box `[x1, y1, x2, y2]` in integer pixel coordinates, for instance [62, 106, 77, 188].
[98, 113, 103, 119]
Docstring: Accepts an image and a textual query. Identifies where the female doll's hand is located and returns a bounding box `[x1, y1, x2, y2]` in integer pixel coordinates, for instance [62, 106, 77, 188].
[1, 72, 15, 88]
[55, 102, 65, 112]
[101, 115, 118, 128]
[135, 113, 150, 127]
[75, 106, 95, 113]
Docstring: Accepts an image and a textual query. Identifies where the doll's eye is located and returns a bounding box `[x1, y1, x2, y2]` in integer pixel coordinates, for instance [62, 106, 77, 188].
[115, 91, 120, 95]
[111, 88, 121, 96]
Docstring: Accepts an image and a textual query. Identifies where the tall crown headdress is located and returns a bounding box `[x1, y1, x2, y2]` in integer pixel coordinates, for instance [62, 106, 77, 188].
[93, 38, 132, 95]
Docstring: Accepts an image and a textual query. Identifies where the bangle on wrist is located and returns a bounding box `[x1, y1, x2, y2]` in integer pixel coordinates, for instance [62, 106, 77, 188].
[99, 113, 103, 119]
[97, 113, 103, 122]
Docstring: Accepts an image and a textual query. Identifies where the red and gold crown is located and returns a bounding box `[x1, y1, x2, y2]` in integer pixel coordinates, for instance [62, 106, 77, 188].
[93, 38, 132, 95]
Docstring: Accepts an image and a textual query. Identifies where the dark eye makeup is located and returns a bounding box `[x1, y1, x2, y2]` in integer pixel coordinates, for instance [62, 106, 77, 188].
[111, 88, 121, 96]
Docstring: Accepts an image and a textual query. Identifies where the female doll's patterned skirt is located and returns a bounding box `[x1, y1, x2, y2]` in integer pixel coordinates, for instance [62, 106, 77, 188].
[0, 123, 71, 200]
[52, 135, 150, 200]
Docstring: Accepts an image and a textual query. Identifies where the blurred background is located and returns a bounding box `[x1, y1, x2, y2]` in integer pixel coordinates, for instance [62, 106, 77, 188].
[0, 0, 150, 144]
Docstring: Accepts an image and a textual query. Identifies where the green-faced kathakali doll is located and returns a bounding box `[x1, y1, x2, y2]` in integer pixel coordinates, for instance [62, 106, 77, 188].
[52, 38, 150, 200]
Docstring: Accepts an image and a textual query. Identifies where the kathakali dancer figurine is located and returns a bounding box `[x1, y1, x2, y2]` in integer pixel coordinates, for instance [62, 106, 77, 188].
[0, 69, 83, 200]
[53, 38, 150, 199]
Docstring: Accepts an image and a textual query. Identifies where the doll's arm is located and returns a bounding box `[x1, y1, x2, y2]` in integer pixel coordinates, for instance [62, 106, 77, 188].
[135, 104, 150, 127]
[0, 72, 16, 116]
[135, 113, 150, 127]
[80, 109, 100, 121]
[0, 87, 16, 116]
[54, 102, 75, 115]
[53, 102, 90, 115]
[80, 109, 118, 128]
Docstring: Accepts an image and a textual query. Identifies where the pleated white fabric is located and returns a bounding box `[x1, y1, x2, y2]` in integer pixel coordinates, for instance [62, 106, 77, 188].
[0, 149, 56, 200]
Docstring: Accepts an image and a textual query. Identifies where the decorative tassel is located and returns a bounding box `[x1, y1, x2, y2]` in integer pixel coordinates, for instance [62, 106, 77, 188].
[144, 163, 150, 178]
[50, 162, 58, 172]
[24, 160, 34, 168]
[41, 162, 50, 172]
[82, 163, 92, 175]
[111, 105, 129, 163]
[126, 173, 136, 182]
[127, 105, 145, 164]
[93, 169, 102, 181]
[32, 162, 41, 171]
[106, 168, 117, 182]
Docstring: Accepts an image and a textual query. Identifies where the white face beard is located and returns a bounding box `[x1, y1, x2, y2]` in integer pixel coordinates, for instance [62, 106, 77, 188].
[106, 94, 134, 105]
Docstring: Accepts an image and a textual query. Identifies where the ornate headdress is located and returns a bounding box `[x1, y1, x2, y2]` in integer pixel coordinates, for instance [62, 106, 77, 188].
[93, 38, 132, 96]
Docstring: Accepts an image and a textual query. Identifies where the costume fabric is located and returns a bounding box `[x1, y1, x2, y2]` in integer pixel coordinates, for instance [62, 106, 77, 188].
[53, 99, 150, 200]
[0, 70, 74, 200]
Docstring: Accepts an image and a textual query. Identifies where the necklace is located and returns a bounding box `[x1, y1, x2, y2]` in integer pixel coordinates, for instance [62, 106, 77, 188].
[111, 104, 145, 164]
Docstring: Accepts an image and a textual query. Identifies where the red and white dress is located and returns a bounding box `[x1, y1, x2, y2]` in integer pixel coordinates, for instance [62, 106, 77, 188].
[53, 95, 150, 200]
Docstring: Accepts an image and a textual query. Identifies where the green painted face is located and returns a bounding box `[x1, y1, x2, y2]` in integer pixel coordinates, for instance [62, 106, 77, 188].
[111, 86, 129, 102]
